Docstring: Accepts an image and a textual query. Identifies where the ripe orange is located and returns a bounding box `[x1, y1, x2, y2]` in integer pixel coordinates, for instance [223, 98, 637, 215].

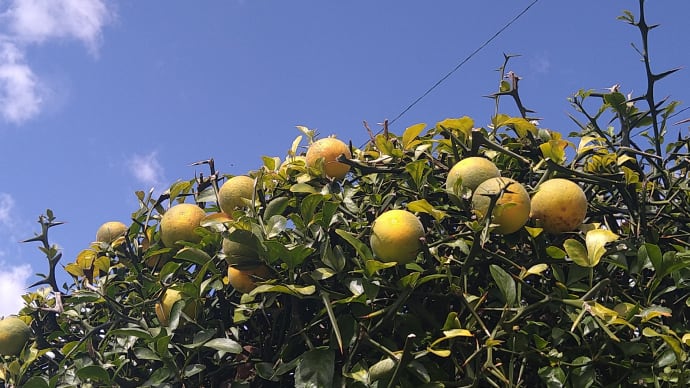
[155, 288, 199, 326]
[370, 209, 425, 264]
[95, 221, 127, 243]
[530, 178, 587, 234]
[0, 316, 31, 356]
[446, 157, 500, 195]
[305, 137, 352, 179]
[159, 203, 206, 247]
[472, 177, 531, 234]
[218, 175, 255, 214]
[228, 264, 272, 294]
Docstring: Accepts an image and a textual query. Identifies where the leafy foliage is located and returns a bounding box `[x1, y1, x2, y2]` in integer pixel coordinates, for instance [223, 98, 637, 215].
[4, 2, 690, 387]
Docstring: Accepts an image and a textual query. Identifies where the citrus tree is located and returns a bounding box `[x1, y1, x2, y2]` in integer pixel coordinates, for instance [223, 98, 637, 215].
[3, 2, 690, 387]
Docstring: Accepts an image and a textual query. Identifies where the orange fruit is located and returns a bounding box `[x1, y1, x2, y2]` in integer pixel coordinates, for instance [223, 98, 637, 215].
[95, 221, 127, 243]
[530, 178, 587, 234]
[0, 316, 31, 356]
[305, 137, 352, 179]
[155, 288, 199, 326]
[228, 264, 272, 294]
[445, 157, 500, 195]
[218, 175, 255, 214]
[159, 203, 206, 247]
[472, 177, 531, 234]
[370, 209, 425, 264]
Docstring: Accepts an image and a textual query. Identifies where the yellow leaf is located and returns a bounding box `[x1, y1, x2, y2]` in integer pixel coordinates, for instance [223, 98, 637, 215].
[524, 263, 548, 278]
[585, 229, 619, 267]
[436, 117, 474, 139]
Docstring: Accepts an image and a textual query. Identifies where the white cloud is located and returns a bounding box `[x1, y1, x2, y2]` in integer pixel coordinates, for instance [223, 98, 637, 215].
[0, 263, 31, 317]
[0, 192, 16, 226]
[0, 0, 115, 124]
[6, 0, 114, 55]
[128, 151, 165, 189]
[0, 42, 42, 123]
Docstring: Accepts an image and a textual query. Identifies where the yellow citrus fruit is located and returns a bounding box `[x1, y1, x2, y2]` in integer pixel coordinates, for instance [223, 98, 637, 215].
[446, 157, 500, 195]
[222, 231, 260, 266]
[228, 264, 272, 294]
[218, 175, 255, 214]
[530, 178, 587, 234]
[159, 203, 206, 247]
[0, 316, 31, 356]
[305, 137, 352, 179]
[370, 209, 425, 264]
[155, 288, 199, 326]
[472, 177, 531, 234]
[95, 221, 127, 243]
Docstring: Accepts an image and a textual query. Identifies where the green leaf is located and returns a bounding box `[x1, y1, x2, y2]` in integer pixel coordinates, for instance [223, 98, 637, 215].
[183, 364, 206, 378]
[262, 155, 280, 170]
[109, 327, 154, 341]
[76, 365, 111, 383]
[321, 292, 343, 353]
[364, 259, 397, 276]
[564, 239, 589, 267]
[407, 199, 445, 222]
[490, 264, 516, 305]
[404, 159, 429, 189]
[203, 338, 243, 353]
[402, 123, 426, 149]
[301, 193, 324, 225]
[265, 215, 287, 238]
[21, 377, 49, 388]
[436, 117, 474, 138]
[291, 182, 318, 194]
[493, 114, 537, 137]
[175, 247, 212, 265]
[264, 196, 290, 221]
[442, 312, 462, 330]
[295, 348, 335, 388]
[546, 245, 567, 259]
[335, 229, 373, 262]
[538, 365, 566, 388]
[640, 243, 663, 273]
[143, 367, 174, 386]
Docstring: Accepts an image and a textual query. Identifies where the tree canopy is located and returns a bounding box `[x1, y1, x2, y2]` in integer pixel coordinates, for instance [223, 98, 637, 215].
[3, 2, 690, 387]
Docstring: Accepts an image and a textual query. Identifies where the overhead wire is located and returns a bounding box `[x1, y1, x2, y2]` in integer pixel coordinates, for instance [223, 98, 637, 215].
[387, 0, 540, 127]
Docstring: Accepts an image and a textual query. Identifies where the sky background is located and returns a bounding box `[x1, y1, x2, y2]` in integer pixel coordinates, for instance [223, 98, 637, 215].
[1, 1, 689, 316]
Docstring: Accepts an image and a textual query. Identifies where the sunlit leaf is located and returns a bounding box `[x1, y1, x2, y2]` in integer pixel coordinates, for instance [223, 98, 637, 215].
[402, 123, 426, 150]
[523, 263, 548, 279]
[436, 116, 474, 139]
[585, 229, 619, 267]
[407, 199, 446, 222]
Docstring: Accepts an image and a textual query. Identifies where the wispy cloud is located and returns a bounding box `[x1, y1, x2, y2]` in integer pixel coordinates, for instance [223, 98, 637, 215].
[0, 263, 31, 317]
[0, 192, 16, 227]
[128, 151, 165, 189]
[0, 0, 115, 124]
[0, 42, 42, 123]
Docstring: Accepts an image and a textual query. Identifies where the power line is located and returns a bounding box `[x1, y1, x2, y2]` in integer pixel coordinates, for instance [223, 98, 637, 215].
[388, 0, 540, 126]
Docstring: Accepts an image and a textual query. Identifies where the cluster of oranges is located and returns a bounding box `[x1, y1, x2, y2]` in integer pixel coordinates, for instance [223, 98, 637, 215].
[90, 135, 588, 326]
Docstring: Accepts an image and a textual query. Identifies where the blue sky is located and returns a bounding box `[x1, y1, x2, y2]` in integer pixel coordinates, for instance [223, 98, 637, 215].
[1, 1, 689, 316]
